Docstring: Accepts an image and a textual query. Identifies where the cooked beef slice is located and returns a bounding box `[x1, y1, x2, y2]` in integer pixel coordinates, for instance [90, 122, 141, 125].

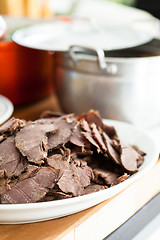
[81, 183, 107, 195]
[0, 170, 9, 195]
[0, 136, 25, 178]
[90, 123, 107, 152]
[70, 123, 86, 148]
[15, 123, 57, 164]
[70, 164, 93, 187]
[82, 132, 100, 152]
[120, 145, 140, 173]
[80, 119, 92, 133]
[111, 173, 130, 186]
[8, 164, 39, 190]
[103, 125, 117, 138]
[102, 132, 121, 165]
[40, 187, 72, 201]
[78, 110, 117, 139]
[78, 110, 104, 128]
[72, 158, 87, 167]
[0, 118, 26, 135]
[48, 119, 76, 150]
[1, 167, 60, 204]
[41, 111, 75, 120]
[93, 168, 120, 186]
[0, 179, 10, 196]
[47, 154, 93, 196]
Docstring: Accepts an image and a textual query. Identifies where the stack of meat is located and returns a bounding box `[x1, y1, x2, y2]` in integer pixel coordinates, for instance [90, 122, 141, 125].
[0, 110, 145, 204]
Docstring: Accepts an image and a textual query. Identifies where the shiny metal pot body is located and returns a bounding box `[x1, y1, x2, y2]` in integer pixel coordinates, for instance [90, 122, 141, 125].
[53, 46, 160, 128]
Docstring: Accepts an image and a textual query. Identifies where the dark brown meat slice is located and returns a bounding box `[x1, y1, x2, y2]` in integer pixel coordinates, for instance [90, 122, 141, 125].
[93, 168, 120, 186]
[81, 119, 104, 153]
[8, 164, 39, 190]
[40, 111, 75, 120]
[0, 170, 9, 195]
[0, 118, 26, 135]
[15, 123, 57, 164]
[80, 119, 92, 133]
[47, 155, 93, 196]
[102, 132, 121, 165]
[120, 145, 140, 173]
[0, 136, 25, 178]
[48, 119, 76, 150]
[70, 164, 94, 188]
[78, 110, 104, 128]
[40, 187, 72, 201]
[103, 125, 117, 138]
[111, 173, 129, 186]
[73, 158, 88, 167]
[1, 167, 60, 204]
[70, 123, 85, 148]
[79, 110, 117, 138]
[40, 111, 64, 118]
[90, 123, 107, 152]
[82, 132, 100, 152]
[81, 183, 107, 195]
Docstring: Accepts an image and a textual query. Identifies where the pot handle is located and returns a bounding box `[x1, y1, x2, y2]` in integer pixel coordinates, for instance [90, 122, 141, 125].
[69, 45, 117, 74]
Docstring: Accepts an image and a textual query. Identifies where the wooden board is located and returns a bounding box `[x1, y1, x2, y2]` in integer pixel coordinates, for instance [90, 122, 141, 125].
[0, 95, 160, 240]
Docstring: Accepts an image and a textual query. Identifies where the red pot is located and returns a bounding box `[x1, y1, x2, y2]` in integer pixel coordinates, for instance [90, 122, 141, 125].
[0, 40, 54, 105]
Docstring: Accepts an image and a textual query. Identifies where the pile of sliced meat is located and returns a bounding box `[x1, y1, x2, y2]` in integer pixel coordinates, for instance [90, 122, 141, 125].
[0, 110, 145, 204]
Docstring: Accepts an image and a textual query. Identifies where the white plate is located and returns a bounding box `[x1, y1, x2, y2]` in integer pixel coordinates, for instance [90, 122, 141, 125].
[0, 95, 13, 125]
[12, 21, 153, 51]
[0, 119, 158, 224]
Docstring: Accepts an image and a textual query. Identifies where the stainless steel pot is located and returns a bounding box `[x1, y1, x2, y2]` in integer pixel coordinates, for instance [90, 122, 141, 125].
[53, 41, 160, 128]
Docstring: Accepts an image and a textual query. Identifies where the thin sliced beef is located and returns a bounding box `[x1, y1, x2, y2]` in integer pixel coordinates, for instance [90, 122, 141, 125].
[40, 187, 72, 201]
[0, 136, 25, 178]
[70, 123, 85, 148]
[111, 173, 129, 186]
[1, 167, 60, 204]
[80, 119, 92, 133]
[102, 132, 121, 165]
[103, 125, 117, 138]
[120, 145, 140, 173]
[78, 110, 104, 128]
[73, 158, 88, 167]
[0, 170, 9, 195]
[82, 132, 100, 152]
[93, 168, 120, 186]
[40, 111, 75, 120]
[78, 110, 117, 139]
[90, 123, 107, 152]
[47, 154, 93, 196]
[81, 183, 107, 195]
[0, 118, 26, 135]
[15, 123, 57, 164]
[48, 119, 76, 150]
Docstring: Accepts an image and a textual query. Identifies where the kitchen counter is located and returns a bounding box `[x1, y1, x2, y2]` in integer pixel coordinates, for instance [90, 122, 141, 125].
[0, 94, 160, 240]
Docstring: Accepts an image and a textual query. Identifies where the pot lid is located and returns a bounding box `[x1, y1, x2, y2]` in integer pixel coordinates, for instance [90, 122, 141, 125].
[12, 19, 153, 51]
[0, 95, 14, 125]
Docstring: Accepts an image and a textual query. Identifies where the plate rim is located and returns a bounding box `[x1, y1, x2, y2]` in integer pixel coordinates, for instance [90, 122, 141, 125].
[0, 95, 14, 125]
